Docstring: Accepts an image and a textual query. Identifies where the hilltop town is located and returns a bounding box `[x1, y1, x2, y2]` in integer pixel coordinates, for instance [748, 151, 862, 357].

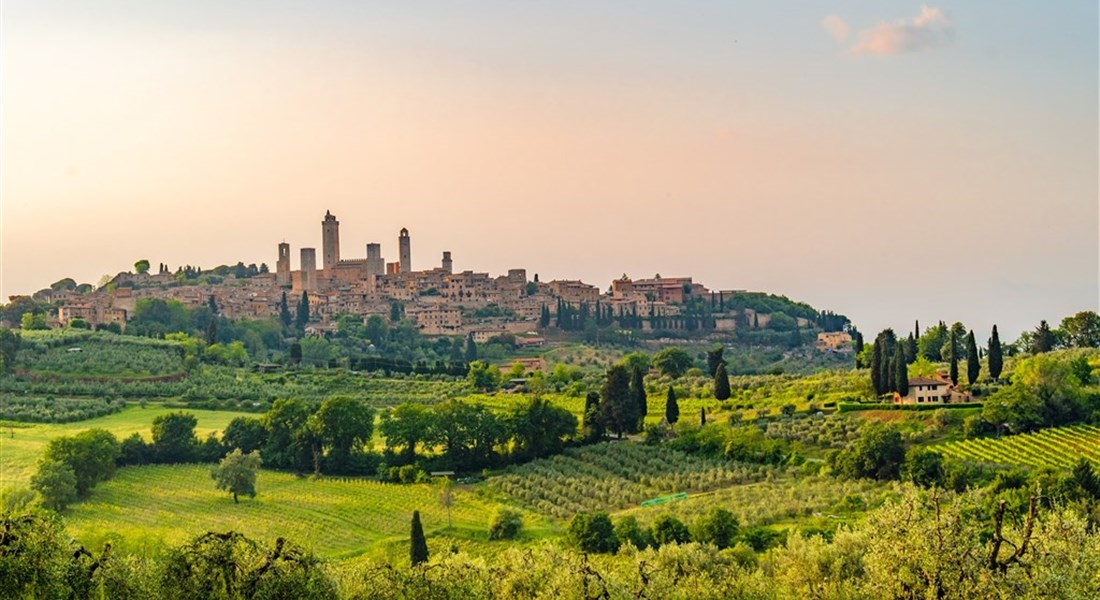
[25, 210, 852, 349]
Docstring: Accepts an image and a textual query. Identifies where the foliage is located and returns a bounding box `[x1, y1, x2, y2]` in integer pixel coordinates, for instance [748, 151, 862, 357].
[690, 507, 738, 549]
[0, 395, 125, 423]
[487, 508, 523, 541]
[409, 510, 428, 566]
[651, 514, 691, 546]
[566, 512, 619, 553]
[653, 347, 693, 378]
[30, 459, 78, 511]
[42, 428, 121, 496]
[981, 352, 1087, 432]
[152, 411, 200, 463]
[211, 449, 262, 503]
[937, 425, 1100, 469]
[829, 424, 905, 480]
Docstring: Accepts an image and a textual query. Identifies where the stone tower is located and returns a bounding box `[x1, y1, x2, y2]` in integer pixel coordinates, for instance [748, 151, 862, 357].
[300, 248, 317, 292]
[441, 251, 453, 274]
[321, 211, 340, 272]
[276, 242, 291, 286]
[398, 228, 411, 273]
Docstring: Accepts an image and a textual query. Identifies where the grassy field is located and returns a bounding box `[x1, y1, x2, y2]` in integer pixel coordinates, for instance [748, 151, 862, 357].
[0, 405, 250, 490]
[63, 464, 550, 560]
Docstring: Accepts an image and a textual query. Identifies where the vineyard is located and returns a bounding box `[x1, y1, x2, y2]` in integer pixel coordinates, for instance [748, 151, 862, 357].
[19, 330, 185, 379]
[936, 425, 1100, 469]
[489, 442, 770, 520]
[64, 464, 519, 558]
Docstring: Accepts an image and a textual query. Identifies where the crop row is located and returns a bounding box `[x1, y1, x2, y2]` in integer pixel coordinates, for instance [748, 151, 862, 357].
[937, 425, 1100, 469]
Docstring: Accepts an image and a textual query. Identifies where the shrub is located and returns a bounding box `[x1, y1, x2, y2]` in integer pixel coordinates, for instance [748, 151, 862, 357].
[488, 508, 523, 541]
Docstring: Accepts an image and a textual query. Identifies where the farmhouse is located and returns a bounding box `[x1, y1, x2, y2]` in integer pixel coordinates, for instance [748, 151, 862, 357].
[895, 375, 972, 405]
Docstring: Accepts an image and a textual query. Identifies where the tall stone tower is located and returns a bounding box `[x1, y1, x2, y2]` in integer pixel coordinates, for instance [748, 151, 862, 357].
[321, 211, 340, 272]
[276, 243, 291, 286]
[300, 248, 317, 292]
[441, 251, 453, 274]
[398, 228, 411, 273]
[366, 243, 384, 278]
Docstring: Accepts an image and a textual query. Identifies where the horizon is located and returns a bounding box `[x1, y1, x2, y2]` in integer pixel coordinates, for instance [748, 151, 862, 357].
[3, 1, 1097, 341]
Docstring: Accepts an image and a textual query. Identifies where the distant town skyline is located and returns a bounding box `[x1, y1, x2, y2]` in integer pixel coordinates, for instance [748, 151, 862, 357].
[2, 1, 1096, 341]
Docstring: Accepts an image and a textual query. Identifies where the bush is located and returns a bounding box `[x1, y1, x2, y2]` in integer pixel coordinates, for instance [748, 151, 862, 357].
[652, 515, 691, 546]
[566, 512, 619, 553]
[488, 508, 523, 541]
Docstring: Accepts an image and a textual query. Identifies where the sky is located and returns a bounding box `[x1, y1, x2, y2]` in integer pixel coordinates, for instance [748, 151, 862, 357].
[2, 1, 1097, 340]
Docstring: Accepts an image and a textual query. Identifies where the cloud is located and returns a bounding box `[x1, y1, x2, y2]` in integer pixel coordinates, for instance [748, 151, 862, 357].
[822, 15, 851, 42]
[849, 6, 954, 56]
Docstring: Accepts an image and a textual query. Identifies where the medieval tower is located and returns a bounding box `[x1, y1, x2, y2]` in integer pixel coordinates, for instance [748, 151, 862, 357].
[398, 228, 411, 273]
[322, 211, 340, 272]
[300, 248, 317, 292]
[276, 242, 291, 286]
[442, 251, 453, 274]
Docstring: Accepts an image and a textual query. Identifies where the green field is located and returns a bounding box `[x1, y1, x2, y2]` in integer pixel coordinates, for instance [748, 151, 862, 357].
[62, 464, 546, 560]
[0, 405, 250, 490]
[936, 425, 1100, 469]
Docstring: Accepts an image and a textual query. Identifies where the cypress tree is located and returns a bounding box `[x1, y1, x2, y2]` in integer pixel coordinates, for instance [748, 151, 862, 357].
[410, 510, 428, 566]
[706, 346, 725, 377]
[989, 325, 1004, 380]
[631, 368, 647, 430]
[464, 334, 478, 362]
[854, 331, 864, 368]
[1034, 320, 1055, 353]
[906, 334, 917, 364]
[714, 363, 731, 400]
[966, 330, 980, 385]
[599, 365, 637, 438]
[279, 292, 292, 328]
[914, 320, 920, 341]
[870, 341, 884, 395]
[665, 386, 679, 424]
[207, 294, 218, 315]
[582, 391, 604, 442]
[894, 348, 908, 397]
[700, 407, 706, 427]
[753, 313, 759, 329]
[949, 329, 959, 386]
[296, 291, 310, 329]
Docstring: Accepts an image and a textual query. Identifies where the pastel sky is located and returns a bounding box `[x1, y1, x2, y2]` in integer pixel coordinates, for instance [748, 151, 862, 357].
[2, 1, 1096, 340]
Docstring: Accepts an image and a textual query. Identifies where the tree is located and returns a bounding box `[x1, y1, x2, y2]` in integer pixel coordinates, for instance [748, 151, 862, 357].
[918, 322, 948, 361]
[207, 294, 218, 315]
[296, 291, 310, 329]
[1059, 311, 1100, 348]
[982, 353, 1085, 432]
[464, 334, 478, 362]
[614, 516, 653, 550]
[152, 412, 199, 463]
[652, 347, 692, 378]
[691, 507, 739, 549]
[631, 367, 647, 428]
[714, 363, 731, 400]
[380, 403, 434, 464]
[581, 391, 604, 443]
[566, 512, 619, 553]
[700, 407, 706, 426]
[966, 330, 980, 385]
[262, 398, 313, 472]
[830, 424, 905, 480]
[902, 448, 945, 488]
[652, 515, 691, 546]
[221, 417, 268, 454]
[210, 449, 262, 503]
[949, 329, 959, 386]
[20, 312, 48, 330]
[599, 365, 640, 437]
[871, 340, 884, 393]
[706, 346, 726, 377]
[42, 429, 121, 497]
[488, 508, 523, 541]
[539, 304, 550, 328]
[988, 325, 1004, 380]
[1033, 320, 1055, 353]
[893, 350, 908, 397]
[0, 328, 21, 373]
[410, 510, 429, 566]
[467, 360, 501, 392]
[509, 396, 578, 461]
[310, 396, 374, 473]
[279, 292, 292, 328]
[31, 460, 78, 511]
[134, 259, 150, 274]
[665, 386, 679, 424]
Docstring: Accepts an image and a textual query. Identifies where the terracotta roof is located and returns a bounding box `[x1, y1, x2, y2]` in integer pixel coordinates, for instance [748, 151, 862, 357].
[908, 377, 947, 386]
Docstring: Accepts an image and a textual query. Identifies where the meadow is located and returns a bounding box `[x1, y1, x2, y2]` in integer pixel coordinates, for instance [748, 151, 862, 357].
[0, 405, 250, 490]
[62, 464, 548, 560]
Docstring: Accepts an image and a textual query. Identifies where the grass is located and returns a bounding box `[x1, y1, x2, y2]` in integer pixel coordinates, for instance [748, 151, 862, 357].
[0, 405, 251, 492]
[63, 465, 553, 560]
